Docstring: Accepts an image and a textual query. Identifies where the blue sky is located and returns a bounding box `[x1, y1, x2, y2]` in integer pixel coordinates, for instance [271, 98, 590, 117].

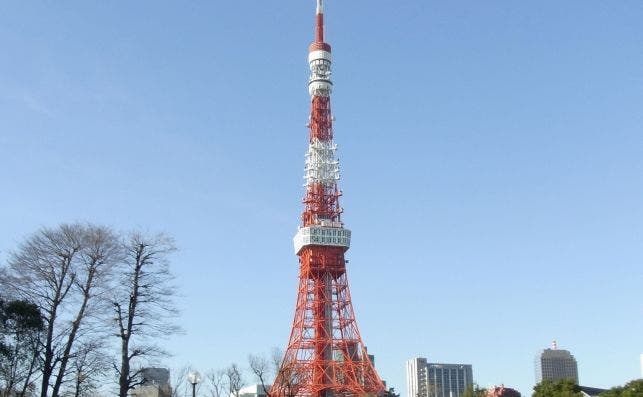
[1, 0, 642, 395]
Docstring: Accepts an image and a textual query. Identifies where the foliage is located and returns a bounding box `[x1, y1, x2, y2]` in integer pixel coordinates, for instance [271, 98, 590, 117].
[533, 379, 581, 397]
[0, 299, 44, 397]
[463, 384, 488, 397]
[385, 387, 401, 397]
[600, 379, 643, 397]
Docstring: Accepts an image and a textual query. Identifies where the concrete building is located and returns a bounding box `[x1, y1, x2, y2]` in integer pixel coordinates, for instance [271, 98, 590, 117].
[234, 384, 272, 397]
[535, 341, 579, 384]
[407, 357, 428, 397]
[406, 358, 473, 397]
[141, 367, 170, 386]
[133, 385, 171, 397]
[132, 367, 171, 397]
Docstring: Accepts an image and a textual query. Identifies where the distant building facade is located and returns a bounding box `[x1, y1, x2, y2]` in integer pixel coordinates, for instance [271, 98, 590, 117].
[406, 358, 473, 397]
[535, 342, 579, 384]
[486, 385, 521, 397]
[235, 384, 272, 397]
[141, 367, 170, 386]
[133, 385, 171, 397]
[132, 367, 171, 397]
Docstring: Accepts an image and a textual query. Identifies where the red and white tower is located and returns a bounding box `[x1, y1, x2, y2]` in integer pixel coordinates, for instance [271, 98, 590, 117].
[271, 2, 385, 397]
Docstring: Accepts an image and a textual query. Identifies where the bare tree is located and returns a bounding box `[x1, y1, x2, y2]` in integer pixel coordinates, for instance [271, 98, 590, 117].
[50, 226, 121, 397]
[64, 340, 110, 397]
[271, 349, 303, 397]
[273, 365, 303, 397]
[1, 224, 120, 397]
[269, 348, 282, 378]
[248, 354, 272, 397]
[225, 364, 244, 397]
[169, 366, 190, 397]
[111, 232, 179, 397]
[205, 369, 225, 397]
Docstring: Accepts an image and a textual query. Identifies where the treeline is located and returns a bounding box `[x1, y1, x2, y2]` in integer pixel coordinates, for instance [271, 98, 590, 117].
[0, 223, 179, 397]
[533, 379, 643, 397]
[171, 350, 296, 397]
[168, 354, 400, 397]
[168, 356, 275, 397]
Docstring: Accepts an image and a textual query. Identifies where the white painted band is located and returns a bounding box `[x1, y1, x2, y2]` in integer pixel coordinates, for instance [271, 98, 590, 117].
[308, 50, 332, 63]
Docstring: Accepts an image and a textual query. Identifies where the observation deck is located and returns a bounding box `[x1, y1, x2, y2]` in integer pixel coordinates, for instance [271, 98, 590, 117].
[293, 224, 351, 254]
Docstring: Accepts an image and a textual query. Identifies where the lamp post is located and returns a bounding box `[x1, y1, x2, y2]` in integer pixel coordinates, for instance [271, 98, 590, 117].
[188, 371, 201, 397]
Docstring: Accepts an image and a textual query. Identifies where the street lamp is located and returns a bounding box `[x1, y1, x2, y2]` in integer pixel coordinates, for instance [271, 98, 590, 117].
[188, 371, 201, 397]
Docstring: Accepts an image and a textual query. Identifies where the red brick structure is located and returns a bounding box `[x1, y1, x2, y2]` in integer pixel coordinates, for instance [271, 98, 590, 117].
[486, 386, 521, 397]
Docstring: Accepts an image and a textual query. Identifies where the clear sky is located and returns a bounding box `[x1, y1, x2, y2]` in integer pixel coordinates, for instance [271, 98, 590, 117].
[1, 1, 642, 395]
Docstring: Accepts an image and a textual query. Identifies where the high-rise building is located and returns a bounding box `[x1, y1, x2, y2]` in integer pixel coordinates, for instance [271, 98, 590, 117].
[270, 1, 385, 397]
[407, 357, 429, 397]
[406, 358, 473, 397]
[535, 341, 579, 384]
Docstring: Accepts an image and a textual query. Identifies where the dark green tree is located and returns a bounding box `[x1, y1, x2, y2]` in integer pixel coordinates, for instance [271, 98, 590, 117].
[533, 379, 581, 397]
[463, 384, 488, 397]
[385, 387, 401, 397]
[0, 299, 44, 397]
[600, 379, 643, 397]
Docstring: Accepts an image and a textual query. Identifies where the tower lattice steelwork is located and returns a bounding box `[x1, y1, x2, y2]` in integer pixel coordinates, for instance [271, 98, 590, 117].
[271, 2, 385, 397]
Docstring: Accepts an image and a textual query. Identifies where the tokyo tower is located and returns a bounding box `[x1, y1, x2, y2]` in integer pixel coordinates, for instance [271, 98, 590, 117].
[271, 1, 386, 397]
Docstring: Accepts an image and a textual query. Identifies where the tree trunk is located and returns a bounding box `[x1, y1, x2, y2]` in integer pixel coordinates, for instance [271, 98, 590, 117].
[118, 249, 141, 397]
[119, 334, 130, 397]
[40, 307, 58, 397]
[19, 348, 39, 397]
[51, 267, 95, 397]
[40, 254, 75, 397]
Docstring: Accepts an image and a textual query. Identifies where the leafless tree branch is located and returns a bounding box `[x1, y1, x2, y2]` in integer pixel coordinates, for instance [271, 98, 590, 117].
[111, 232, 180, 397]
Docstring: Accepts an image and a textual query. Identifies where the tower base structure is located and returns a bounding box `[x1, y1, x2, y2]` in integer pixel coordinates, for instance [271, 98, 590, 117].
[272, 246, 384, 397]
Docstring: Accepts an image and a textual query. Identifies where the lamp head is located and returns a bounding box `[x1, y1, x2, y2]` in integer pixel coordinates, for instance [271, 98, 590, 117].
[187, 371, 201, 385]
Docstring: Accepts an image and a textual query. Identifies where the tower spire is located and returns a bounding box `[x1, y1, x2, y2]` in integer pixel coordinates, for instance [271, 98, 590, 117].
[315, 0, 325, 43]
